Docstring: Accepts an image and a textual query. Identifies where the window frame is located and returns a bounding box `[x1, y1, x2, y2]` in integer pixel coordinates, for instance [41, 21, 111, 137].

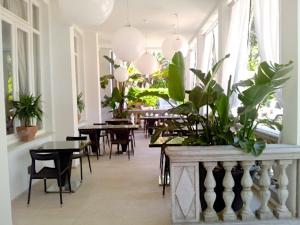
[0, 0, 44, 143]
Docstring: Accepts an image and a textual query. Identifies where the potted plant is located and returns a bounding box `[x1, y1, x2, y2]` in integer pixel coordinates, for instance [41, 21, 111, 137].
[12, 94, 42, 142]
[77, 92, 85, 122]
[140, 52, 293, 212]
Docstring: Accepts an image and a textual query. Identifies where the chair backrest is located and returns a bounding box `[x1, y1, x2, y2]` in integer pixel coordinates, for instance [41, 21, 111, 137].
[66, 136, 87, 141]
[29, 150, 60, 174]
[110, 129, 130, 143]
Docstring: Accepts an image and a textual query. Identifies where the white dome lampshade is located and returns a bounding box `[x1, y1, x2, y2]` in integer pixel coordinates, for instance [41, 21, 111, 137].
[114, 66, 129, 82]
[161, 34, 188, 60]
[161, 36, 175, 60]
[58, 0, 115, 26]
[172, 34, 188, 56]
[112, 26, 145, 62]
[135, 52, 158, 75]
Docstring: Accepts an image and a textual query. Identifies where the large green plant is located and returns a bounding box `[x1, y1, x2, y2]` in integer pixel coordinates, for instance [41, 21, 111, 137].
[12, 94, 42, 127]
[146, 52, 293, 156]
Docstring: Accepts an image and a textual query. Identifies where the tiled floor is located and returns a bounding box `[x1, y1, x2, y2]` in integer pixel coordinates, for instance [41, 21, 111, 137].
[12, 131, 171, 225]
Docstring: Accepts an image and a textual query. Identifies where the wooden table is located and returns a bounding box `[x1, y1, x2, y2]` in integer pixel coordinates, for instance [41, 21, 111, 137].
[32, 141, 89, 192]
[79, 124, 139, 154]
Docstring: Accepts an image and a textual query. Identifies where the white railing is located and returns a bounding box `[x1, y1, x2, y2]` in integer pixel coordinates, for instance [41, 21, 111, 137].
[165, 144, 300, 225]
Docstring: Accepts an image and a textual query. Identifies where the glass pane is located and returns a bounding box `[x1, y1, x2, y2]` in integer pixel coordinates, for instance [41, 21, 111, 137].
[1, 0, 28, 21]
[2, 21, 14, 134]
[32, 4, 39, 30]
[33, 33, 42, 129]
[17, 28, 29, 94]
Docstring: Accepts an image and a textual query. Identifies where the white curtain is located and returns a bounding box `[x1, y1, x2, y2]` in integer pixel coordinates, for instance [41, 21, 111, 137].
[221, 0, 251, 107]
[253, 0, 281, 105]
[17, 29, 28, 94]
[201, 30, 214, 73]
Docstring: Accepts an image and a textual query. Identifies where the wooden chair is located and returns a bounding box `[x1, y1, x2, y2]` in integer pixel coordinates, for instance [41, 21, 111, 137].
[66, 136, 92, 182]
[27, 150, 71, 205]
[109, 128, 133, 160]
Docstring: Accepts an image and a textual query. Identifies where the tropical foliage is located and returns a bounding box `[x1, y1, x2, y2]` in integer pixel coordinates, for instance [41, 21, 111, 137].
[12, 94, 42, 127]
[146, 51, 293, 156]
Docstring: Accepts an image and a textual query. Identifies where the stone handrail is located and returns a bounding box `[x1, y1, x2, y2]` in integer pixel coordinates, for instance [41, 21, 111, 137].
[165, 144, 300, 225]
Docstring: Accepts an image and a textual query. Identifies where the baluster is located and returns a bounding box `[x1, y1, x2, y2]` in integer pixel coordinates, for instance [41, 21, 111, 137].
[221, 161, 237, 221]
[256, 160, 274, 219]
[203, 162, 218, 222]
[239, 161, 255, 220]
[274, 160, 292, 219]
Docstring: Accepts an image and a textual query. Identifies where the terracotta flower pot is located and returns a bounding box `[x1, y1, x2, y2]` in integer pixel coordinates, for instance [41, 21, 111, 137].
[16, 126, 38, 142]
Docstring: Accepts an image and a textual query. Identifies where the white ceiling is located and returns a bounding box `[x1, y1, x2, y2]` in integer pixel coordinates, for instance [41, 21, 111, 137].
[97, 0, 220, 48]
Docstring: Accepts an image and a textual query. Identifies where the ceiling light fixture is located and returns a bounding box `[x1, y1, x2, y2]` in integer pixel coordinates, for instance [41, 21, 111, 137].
[112, 0, 145, 62]
[58, 0, 115, 26]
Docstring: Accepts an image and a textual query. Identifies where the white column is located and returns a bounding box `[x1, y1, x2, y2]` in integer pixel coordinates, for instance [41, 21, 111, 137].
[274, 160, 292, 219]
[256, 160, 274, 220]
[280, 0, 300, 216]
[83, 31, 102, 123]
[203, 162, 218, 222]
[0, 22, 13, 224]
[221, 161, 237, 221]
[49, 0, 78, 140]
[239, 161, 255, 221]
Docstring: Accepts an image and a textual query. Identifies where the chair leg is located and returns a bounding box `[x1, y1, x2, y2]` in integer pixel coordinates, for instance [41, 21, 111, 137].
[102, 136, 106, 152]
[67, 171, 72, 193]
[127, 144, 130, 160]
[58, 176, 63, 205]
[27, 178, 32, 205]
[86, 151, 92, 174]
[131, 140, 134, 155]
[109, 143, 113, 159]
[79, 157, 83, 182]
[132, 131, 136, 146]
[44, 179, 47, 193]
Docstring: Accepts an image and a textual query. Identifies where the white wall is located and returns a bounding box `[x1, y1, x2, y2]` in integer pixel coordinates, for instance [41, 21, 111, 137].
[83, 31, 102, 124]
[50, 0, 78, 139]
[0, 17, 12, 225]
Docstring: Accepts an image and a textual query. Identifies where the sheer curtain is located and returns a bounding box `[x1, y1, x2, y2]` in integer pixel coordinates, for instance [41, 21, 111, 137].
[201, 30, 214, 73]
[221, 0, 250, 107]
[253, 0, 281, 105]
[17, 29, 28, 94]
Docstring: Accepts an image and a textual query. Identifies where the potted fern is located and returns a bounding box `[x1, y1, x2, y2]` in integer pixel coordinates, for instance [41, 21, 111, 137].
[12, 94, 42, 142]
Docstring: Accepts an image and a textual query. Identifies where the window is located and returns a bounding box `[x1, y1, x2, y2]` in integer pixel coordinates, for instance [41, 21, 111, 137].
[189, 38, 197, 88]
[72, 28, 86, 121]
[2, 21, 14, 134]
[1, 0, 28, 21]
[246, 0, 282, 129]
[1, 1, 42, 135]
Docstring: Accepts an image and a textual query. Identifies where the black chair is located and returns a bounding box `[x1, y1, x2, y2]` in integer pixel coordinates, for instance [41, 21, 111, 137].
[106, 120, 135, 151]
[27, 150, 71, 205]
[66, 136, 92, 182]
[109, 129, 133, 160]
[93, 123, 110, 151]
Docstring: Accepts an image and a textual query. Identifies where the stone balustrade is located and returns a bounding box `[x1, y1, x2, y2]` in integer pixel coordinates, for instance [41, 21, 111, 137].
[165, 144, 300, 225]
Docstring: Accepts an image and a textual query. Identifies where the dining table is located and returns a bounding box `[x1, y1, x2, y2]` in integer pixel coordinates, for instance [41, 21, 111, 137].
[79, 124, 139, 154]
[32, 140, 89, 192]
